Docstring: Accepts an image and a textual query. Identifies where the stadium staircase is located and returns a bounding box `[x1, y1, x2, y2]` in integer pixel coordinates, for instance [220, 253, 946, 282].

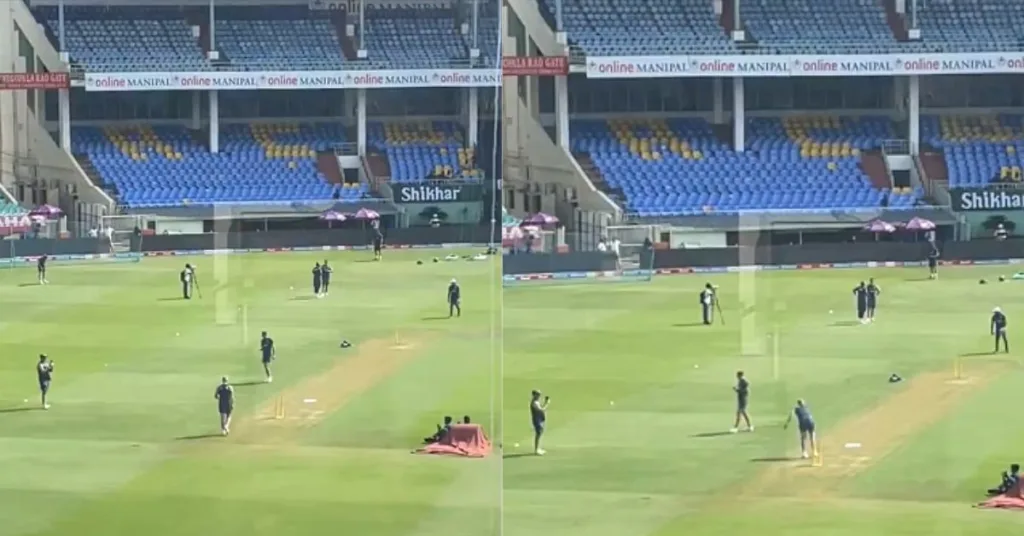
[317, 152, 344, 185]
[860, 150, 894, 189]
[881, 0, 909, 41]
[919, 148, 950, 182]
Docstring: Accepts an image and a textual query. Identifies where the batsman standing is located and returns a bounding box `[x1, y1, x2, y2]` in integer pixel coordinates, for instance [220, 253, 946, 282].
[699, 283, 716, 325]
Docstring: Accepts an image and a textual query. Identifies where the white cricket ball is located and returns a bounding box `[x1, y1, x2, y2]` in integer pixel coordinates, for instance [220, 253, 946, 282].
[175, 332, 180, 337]
[23, 399, 27, 403]
[694, 364, 699, 369]
[610, 401, 615, 406]
[514, 442, 520, 448]
[289, 286, 294, 290]
[829, 310, 834, 314]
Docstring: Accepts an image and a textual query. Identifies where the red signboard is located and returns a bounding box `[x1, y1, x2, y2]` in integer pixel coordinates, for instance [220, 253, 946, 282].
[0, 215, 32, 235]
[0, 72, 71, 90]
[502, 56, 569, 76]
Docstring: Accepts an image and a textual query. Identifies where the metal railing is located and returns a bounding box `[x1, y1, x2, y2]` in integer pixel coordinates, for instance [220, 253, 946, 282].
[882, 139, 911, 156]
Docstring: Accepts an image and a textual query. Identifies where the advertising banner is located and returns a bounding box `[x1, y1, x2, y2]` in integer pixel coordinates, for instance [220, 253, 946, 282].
[84, 68, 501, 92]
[0, 214, 33, 236]
[392, 183, 484, 204]
[0, 72, 70, 90]
[502, 56, 570, 76]
[586, 52, 1024, 79]
[949, 187, 1024, 212]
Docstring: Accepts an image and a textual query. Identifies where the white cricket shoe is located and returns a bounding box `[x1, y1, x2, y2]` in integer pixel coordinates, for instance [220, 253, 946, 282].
[729, 428, 738, 434]
[801, 451, 809, 459]
[266, 376, 273, 383]
[535, 449, 546, 456]
[747, 426, 755, 432]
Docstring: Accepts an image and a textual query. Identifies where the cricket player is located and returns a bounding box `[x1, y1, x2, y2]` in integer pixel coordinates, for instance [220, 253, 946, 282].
[312, 262, 322, 297]
[36, 354, 54, 410]
[866, 278, 881, 322]
[928, 247, 939, 280]
[992, 307, 1009, 353]
[37, 255, 49, 285]
[372, 229, 384, 261]
[783, 399, 817, 459]
[260, 331, 275, 382]
[730, 370, 753, 433]
[180, 264, 196, 299]
[320, 260, 333, 296]
[853, 281, 868, 324]
[215, 376, 234, 436]
[699, 283, 716, 325]
[530, 390, 550, 456]
[447, 278, 461, 318]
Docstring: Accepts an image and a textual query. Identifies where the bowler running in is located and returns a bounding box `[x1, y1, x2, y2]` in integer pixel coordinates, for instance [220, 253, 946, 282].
[215, 377, 234, 436]
[312, 262, 322, 296]
[260, 331, 276, 382]
[530, 390, 550, 456]
[730, 370, 753, 433]
[783, 399, 817, 459]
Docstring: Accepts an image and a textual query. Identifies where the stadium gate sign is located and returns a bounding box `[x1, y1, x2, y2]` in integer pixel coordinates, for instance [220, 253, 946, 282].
[585, 52, 1024, 79]
[83, 69, 501, 92]
[949, 187, 1024, 212]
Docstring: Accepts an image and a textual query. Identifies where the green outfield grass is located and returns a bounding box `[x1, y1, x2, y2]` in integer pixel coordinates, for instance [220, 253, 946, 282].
[503, 266, 1024, 536]
[0, 249, 500, 536]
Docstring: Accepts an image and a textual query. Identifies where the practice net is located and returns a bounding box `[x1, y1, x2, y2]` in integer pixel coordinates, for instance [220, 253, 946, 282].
[502, 224, 657, 287]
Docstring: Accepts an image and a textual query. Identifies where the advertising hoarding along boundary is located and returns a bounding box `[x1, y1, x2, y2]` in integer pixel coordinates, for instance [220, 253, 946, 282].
[84, 68, 501, 92]
[586, 52, 1024, 79]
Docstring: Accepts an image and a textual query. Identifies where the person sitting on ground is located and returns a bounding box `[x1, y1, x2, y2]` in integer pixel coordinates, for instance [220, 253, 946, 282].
[423, 416, 453, 444]
[462, 415, 471, 424]
[988, 464, 1020, 496]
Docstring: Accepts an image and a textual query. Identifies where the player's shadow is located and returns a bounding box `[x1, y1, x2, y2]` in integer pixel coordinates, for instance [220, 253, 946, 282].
[0, 407, 37, 413]
[290, 296, 316, 301]
[751, 456, 801, 463]
[354, 259, 377, 263]
[673, 322, 708, 328]
[175, 433, 223, 441]
[691, 431, 734, 438]
[502, 453, 536, 459]
[421, 316, 449, 321]
[905, 277, 934, 282]
[17, 283, 39, 287]
[233, 381, 267, 387]
[829, 320, 861, 327]
[157, 297, 185, 301]
[960, 351, 997, 357]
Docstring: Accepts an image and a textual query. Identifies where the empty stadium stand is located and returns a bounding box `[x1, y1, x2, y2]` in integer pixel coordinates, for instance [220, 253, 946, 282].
[368, 121, 483, 183]
[923, 115, 1024, 188]
[740, 0, 904, 54]
[73, 124, 369, 208]
[36, 3, 491, 71]
[573, 117, 921, 217]
[916, 0, 1024, 53]
[540, 0, 734, 56]
[39, 7, 209, 72]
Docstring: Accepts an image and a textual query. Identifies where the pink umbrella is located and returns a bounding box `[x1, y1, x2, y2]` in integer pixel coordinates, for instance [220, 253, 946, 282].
[353, 208, 380, 220]
[863, 219, 896, 233]
[319, 210, 347, 221]
[904, 217, 936, 231]
[29, 204, 62, 219]
[521, 212, 558, 226]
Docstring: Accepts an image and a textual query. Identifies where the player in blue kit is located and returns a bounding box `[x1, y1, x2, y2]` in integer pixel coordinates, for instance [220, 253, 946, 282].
[260, 331, 275, 383]
[783, 399, 817, 459]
